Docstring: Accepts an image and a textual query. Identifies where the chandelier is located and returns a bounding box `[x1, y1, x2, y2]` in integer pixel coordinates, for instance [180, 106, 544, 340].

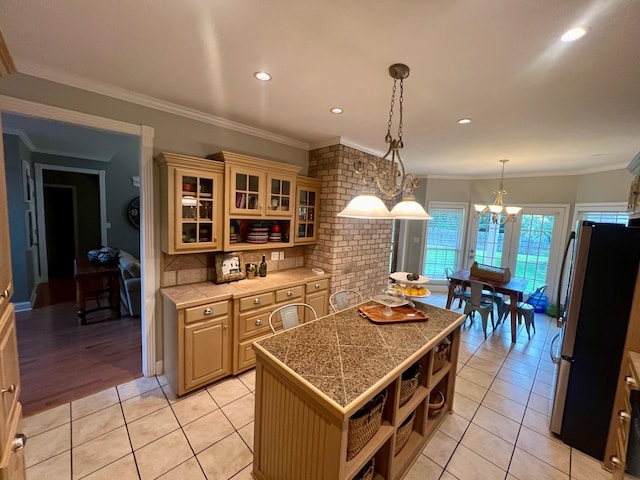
[473, 159, 522, 224]
[337, 64, 431, 220]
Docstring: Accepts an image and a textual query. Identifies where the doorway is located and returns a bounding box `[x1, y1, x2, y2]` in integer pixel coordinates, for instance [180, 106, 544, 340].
[467, 205, 569, 299]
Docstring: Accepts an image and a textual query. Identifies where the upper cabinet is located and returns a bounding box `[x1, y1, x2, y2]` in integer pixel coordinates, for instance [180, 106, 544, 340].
[208, 151, 301, 251]
[294, 176, 321, 245]
[156, 153, 224, 254]
[629, 174, 640, 214]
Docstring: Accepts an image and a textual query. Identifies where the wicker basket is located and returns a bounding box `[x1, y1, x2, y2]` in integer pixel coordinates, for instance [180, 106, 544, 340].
[428, 391, 445, 418]
[399, 363, 421, 406]
[347, 390, 387, 460]
[353, 458, 375, 480]
[394, 412, 415, 455]
[433, 341, 450, 374]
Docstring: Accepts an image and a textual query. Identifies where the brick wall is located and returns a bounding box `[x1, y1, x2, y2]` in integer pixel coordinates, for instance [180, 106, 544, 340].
[306, 144, 393, 298]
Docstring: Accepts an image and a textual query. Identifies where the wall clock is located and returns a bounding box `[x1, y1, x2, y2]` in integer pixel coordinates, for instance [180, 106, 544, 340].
[127, 196, 140, 229]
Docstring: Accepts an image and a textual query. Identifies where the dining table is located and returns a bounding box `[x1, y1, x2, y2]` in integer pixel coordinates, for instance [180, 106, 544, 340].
[446, 269, 529, 343]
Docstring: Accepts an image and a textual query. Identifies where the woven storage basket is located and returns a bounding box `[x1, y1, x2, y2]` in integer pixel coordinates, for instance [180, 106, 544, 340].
[433, 342, 450, 374]
[428, 391, 445, 418]
[353, 458, 375, 480]
[399, 363, 421, 406]
[347, 390, 387, 460]
[394, 412, 415, 455]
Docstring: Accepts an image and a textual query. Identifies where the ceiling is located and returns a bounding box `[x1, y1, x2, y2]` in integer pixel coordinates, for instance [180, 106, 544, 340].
[1, 0, 639, 177]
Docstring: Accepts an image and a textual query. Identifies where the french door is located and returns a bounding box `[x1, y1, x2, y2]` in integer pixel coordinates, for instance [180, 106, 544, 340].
[467, 206, 569, 300]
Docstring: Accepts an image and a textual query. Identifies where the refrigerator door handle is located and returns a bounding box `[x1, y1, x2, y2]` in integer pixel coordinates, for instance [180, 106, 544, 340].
[550, 333, 561, 364]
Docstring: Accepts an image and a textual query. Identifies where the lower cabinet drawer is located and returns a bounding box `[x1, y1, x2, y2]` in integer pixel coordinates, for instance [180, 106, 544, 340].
[185, 301, 228, 324]
[275, 285, 303, 303]
[237, 340, 258, 372]
[238, 308, 282, 341]
[306, 278, 329, 294]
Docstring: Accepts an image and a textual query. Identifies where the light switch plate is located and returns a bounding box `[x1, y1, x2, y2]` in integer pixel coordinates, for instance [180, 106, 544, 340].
[271, 252, 279, 261]
[279, 251, 285, 260]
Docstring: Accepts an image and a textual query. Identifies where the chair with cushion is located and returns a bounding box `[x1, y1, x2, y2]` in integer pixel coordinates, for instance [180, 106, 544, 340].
[268, 303, 318, 334]
[462, 280, 497, 339]
[500, 285, 547, 339]
[445, 267, 471, 309]
[329, 289, 364, 312]
[117, 250, 141, 317]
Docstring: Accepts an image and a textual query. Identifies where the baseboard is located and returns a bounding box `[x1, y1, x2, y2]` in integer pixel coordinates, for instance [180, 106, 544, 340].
[14, 301, 33, 312]
[155, 360, 163, 376]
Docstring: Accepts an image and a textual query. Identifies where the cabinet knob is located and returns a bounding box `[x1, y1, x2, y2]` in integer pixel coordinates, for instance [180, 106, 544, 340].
[0, 289, 8, 299]
[254, 298, 262, 304]
[611, 455, 621, 467]
[1, 384, 15, 394]
[224, 324, 228, 330]
[619, 410, 631, 422]
[255, 319, 263, 326]
[214, 236, 217, 242]
[625, 375, 637, 387]
[203, 308, 213, 315]
[287, 291, 293, 296]
[11, 434, 26, 452]
[315, 283, 320, 289]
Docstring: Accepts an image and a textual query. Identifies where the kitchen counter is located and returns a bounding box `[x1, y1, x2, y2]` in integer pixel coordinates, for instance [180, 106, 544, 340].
[255, 301, 464, 412]
[160, 267, 330, 308]
[252, 301, 466, 480]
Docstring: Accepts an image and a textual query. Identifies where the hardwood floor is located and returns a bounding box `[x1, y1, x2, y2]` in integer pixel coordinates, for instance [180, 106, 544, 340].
[15, 299, 142, 416]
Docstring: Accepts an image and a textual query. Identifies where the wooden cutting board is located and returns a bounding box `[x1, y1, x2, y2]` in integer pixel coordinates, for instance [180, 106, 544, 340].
[359, 304, 428, 323]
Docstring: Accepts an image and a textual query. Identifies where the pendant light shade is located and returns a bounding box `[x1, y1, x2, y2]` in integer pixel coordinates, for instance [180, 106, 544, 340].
[389, 195, 432, 219]
[337, 194, 391, 219]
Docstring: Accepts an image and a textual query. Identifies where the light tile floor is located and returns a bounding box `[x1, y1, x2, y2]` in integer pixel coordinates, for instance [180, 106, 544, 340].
[22, 294, 612, 480]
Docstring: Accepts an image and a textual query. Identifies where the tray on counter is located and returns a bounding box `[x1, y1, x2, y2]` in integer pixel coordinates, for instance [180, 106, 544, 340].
[358, 304, 428, 324]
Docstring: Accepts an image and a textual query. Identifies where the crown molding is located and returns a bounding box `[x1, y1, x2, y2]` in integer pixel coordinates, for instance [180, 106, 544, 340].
[18, 61, 309, 151]
[309, 136, 384, 157]
[3, 127, 36, 151]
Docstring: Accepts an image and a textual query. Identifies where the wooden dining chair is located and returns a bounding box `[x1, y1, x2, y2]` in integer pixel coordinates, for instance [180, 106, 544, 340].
[268, 303, 318, 334]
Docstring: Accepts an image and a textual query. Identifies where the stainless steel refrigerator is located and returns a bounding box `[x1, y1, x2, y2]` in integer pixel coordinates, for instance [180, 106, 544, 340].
[550, 221, 640, 460]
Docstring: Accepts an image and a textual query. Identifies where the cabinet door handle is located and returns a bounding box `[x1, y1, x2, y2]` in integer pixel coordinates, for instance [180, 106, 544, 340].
[224, 324, 228, 330]
[0, 289, 8, 299]
[254, 298, 262, 304]
[619, 410, 631, 422]
[315, 283, 320, 289]
[11, 434, 26, 452]
[214, 236, 217, 242]
[287, 291, 293, 296]
[611, 455, 621, 467]
[625, 375, 637, 387]
[1, 385, 15, 394]
[203, 308, 213, 315]
[255, 319, 263, 326]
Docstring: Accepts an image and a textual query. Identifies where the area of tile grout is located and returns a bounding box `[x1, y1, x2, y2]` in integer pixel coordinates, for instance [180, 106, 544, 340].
[21, 293, 612, 480]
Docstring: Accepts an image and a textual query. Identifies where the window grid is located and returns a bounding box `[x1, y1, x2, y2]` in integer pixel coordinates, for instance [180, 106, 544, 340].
[577, 211, 628, 225]
[423, 206, 465, 280]
[515, 214, 555, 291]
[474, 216, 504, 267]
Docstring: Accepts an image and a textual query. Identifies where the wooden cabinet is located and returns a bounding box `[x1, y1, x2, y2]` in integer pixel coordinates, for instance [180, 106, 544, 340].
[208, 151, 301, 251]
[233, 278, 329, 374]
[252, 310, 462, 480]
[156, 152, 224, 254]
[0, 153, 12, 314]
[629, 174, 640, 214]
[294, 176, 321, 245]
[163, 298, 231, 396]
[609, 352, 638, 479]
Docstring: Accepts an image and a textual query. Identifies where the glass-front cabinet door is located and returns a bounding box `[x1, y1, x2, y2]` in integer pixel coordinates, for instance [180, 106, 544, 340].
[174, 168, 222, 251]
[266, 173, 294, 217]
[295, 177, 321, 244]
[229, 167, 264, 216]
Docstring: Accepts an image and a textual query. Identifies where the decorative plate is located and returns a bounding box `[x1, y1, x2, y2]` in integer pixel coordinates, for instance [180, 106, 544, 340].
[389, 271, 430, 284]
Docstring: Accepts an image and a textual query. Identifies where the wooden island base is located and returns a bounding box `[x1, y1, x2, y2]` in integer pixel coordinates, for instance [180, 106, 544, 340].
[252, 302, 464, 480]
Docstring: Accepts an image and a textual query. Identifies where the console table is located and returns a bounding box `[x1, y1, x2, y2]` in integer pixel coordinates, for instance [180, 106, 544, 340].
[74, 258, 121, 324]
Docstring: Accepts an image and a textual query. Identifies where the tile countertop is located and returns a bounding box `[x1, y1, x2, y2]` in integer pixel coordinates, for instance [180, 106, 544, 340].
[253, 301, 466, 413]
[160, 267, 331, 309]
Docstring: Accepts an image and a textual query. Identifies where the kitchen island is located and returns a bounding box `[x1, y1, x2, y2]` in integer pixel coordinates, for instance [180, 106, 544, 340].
[252, 301, 466, 480]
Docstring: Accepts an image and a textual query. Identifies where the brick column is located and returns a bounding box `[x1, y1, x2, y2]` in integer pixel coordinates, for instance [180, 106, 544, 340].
[306, 144, 393, 298]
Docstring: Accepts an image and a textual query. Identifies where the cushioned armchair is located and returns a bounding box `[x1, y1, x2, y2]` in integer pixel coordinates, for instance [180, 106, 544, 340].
[118, 250, 141, 317]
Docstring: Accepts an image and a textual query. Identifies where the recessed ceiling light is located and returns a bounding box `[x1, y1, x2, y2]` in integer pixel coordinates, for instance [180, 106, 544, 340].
[457, 118, 472, 124]
[561, 27, 588, 42]
[254, 71, 271, 81]
[330, 107, 343, 114]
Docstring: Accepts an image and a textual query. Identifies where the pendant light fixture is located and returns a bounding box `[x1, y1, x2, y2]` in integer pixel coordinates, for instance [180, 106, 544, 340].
[473, 159, 522, 224]
[337, 64, 431, 220]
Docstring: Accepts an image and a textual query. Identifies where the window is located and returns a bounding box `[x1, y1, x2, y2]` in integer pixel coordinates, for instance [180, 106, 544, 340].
[422, 203, 466, 281]
[573, 203, 628, 227]
[515, 213, 555, 291]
